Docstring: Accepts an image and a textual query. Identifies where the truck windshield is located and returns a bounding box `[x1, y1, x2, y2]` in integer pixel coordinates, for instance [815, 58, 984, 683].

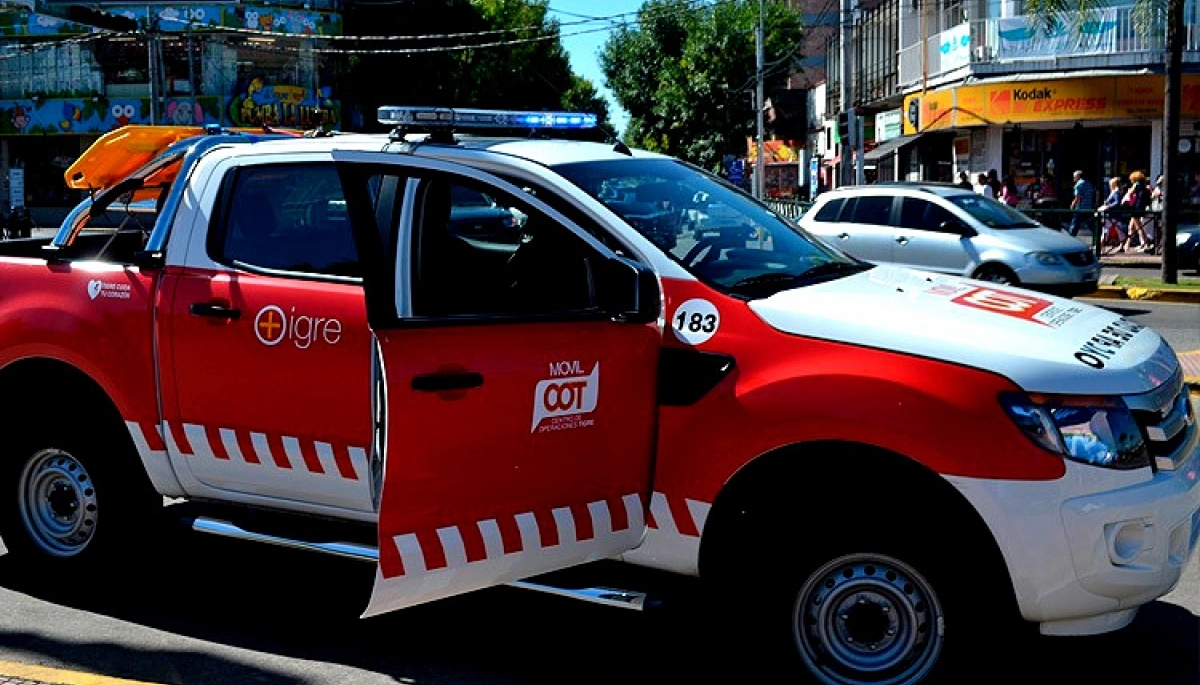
[553, 158, 869, 297]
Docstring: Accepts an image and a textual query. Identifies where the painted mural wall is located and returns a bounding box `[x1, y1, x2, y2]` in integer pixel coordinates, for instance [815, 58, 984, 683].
[1, 3, 342, 37]
[0, 3, 341, 134]
[0, 82, 337, 135]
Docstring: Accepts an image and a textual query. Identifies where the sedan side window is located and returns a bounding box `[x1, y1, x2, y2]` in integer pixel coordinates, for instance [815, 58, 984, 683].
[812, 198, 845, 222]
[899, 198, 960, 234]
[847, 196, 892, 226]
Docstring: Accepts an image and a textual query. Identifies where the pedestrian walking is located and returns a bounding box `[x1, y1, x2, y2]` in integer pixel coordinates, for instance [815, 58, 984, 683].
[1120, 170, 1151, 252]
[1068, 170, 1096, 237]
[998, 176, 1020, 207]
[987, 169, 1002, 198]
[1096, 176, 1126, 253]
[1144, 173, 1164, 252]
[974, 173, 995, 199]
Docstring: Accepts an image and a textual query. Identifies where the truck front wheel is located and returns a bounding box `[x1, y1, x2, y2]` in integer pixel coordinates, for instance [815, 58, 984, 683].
[792, 552, 944, 685]
[0, 417, 161, 571]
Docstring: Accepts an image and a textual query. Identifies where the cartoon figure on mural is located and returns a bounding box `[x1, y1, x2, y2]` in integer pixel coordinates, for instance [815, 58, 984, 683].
[110, 102, 138, 128]
[243, 8, 259, 30]
[10, 105, 30, 132]
[60, 103, 82, 131]
[166, 101, 204, 126]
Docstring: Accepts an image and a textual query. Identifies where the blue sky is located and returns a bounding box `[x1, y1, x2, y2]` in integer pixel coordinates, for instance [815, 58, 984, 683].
[546, 0, 645, 134]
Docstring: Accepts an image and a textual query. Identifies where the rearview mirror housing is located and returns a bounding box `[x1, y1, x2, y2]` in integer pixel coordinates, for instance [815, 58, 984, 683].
[596, 255, 661, 324]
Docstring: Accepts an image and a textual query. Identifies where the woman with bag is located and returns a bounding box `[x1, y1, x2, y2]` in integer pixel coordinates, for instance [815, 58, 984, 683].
[1120, 170, 1150, 252]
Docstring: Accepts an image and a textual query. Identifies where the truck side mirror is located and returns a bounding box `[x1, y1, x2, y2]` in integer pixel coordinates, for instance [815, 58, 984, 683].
[596, 254, 661, 324]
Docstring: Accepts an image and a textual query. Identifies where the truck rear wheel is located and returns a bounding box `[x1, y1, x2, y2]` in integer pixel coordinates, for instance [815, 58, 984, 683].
[0, 415, 161, 572]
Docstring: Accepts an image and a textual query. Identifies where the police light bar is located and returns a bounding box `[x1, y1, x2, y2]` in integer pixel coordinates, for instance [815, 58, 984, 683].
[377, 106, 597, 131]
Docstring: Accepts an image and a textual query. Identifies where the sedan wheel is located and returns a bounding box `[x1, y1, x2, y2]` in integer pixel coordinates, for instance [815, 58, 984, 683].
[971, 264, 1017, 284]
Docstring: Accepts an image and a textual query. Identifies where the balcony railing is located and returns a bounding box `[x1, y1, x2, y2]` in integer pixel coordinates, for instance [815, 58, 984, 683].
[897, 5, 1196, 89]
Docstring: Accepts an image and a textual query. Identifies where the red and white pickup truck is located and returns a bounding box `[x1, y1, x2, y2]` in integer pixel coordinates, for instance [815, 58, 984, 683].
[0, 110, 1196, 685]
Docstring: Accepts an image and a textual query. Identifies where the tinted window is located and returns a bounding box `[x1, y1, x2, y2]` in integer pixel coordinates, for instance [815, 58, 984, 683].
[409, 177, 596, 317]
[813, 198, 844, 222]
[847, 196, 893, 225]
[218, 164, 359, 278]
[899, 198, 959, 233]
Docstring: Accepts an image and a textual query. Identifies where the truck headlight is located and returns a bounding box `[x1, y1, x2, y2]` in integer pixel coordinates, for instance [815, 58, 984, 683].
[1000, 392, 1150, 470]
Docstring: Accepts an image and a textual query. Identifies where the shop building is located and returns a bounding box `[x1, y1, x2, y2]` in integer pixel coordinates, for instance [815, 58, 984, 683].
[0, 1, 341, 223]
[824, 0, 1199, 205]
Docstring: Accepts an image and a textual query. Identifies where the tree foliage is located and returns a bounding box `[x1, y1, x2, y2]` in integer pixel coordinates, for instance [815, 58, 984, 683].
[341, 0, 607, 131]
[599, 0, 803, 172]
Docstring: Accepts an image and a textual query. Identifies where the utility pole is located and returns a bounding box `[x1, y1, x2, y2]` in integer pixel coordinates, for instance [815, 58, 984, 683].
[838, 0, 855, 187]
[754, 0, 765, 200]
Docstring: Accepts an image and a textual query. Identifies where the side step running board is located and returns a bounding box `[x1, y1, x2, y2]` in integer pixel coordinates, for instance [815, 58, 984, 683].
[190, 516, 649, 611]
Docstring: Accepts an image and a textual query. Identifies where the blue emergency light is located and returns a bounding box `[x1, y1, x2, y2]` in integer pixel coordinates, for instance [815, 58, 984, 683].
[377, 106, 597, 130]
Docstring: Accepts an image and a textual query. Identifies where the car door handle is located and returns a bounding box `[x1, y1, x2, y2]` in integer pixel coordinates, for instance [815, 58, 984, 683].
[412, 371, 484, 392]
[894, 236, 909, 245]
[836, 232, 851, 240]
[189, 302, 241, 320]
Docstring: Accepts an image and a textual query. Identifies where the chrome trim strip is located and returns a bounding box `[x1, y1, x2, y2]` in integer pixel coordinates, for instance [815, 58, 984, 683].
[191, 516, 379, 562]
[507, 580, 647, 610]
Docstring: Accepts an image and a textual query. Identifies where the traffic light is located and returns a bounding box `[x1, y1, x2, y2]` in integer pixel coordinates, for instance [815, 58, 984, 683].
[836, 111, 850, 143]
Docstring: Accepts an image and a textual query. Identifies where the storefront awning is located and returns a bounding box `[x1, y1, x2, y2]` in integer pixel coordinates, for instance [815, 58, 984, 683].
[864, 133, 924, 161]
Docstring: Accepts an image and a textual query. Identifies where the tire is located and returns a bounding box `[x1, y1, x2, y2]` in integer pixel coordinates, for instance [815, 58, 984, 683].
[971, 263, 1017, 285]
[0, 414, 161, 572]
[713, 500, 1020, 685]
[791, 552, 945, 685]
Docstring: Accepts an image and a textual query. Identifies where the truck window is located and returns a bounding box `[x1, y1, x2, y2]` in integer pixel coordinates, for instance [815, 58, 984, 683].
[407, 176, 596, 318]
[215, 163, 360, 279]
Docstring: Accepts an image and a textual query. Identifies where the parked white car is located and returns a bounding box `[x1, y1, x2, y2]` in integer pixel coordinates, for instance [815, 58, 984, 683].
[796, 183, 1101, 297]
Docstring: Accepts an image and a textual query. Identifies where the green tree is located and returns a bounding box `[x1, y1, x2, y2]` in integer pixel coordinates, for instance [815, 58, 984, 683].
[1024, 0, 1182, 283]
[600, 0, 803, 173]
[341, 0, 608, 132]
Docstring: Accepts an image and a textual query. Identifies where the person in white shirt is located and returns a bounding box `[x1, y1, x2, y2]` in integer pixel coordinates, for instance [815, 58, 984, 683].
[974, 173, 995, 199]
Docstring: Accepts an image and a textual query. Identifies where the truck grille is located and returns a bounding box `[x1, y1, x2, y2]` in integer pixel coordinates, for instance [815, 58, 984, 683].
[1126, 367, 1197, 471]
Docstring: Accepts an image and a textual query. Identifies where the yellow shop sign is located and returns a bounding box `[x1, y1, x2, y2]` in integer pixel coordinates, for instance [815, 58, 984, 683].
[903, 74, 1198, 134]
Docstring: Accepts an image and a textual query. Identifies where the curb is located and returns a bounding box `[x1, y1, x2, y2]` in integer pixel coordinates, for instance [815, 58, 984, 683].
[1088, 284, 1200, 303]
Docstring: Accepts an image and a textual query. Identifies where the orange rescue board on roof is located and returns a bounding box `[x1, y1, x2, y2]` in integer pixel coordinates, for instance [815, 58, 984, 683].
[63, 126, 208, 191]
[63, 125, 304, 192]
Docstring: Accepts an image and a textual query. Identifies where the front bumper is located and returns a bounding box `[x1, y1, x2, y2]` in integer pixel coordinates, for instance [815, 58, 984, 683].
[947, 423, 1200, 636]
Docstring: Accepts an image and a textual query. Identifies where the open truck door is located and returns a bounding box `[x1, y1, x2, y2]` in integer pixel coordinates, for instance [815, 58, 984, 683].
[333, 151, 663, 617]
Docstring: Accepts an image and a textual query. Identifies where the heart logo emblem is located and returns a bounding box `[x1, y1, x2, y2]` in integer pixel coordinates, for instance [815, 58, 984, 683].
[87, 280, 102, 300]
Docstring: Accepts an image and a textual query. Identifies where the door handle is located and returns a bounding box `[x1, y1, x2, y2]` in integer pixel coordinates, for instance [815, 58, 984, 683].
[189, 302, 242, 320]
[412, 372, 484, 392]
[894, 236, 909, 245]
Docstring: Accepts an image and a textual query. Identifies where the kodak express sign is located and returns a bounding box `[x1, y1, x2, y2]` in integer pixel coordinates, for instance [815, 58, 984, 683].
[902, 74, 1200, 134]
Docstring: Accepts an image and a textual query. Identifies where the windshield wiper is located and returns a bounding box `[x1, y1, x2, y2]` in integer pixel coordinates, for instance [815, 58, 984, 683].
[727, 262, 869, 296]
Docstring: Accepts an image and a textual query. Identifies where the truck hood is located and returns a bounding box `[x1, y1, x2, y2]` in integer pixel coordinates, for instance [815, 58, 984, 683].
[749, 265, 1178, 395]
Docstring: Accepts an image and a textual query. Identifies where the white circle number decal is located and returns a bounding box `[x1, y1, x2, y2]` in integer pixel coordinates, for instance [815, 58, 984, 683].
[672, 298, 720, 345]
